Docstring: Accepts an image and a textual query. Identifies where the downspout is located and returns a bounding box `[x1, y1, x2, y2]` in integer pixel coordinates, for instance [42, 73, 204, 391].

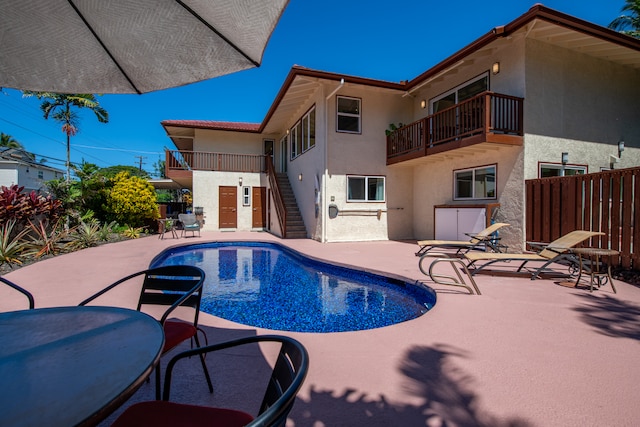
[322, 78, 344, 243]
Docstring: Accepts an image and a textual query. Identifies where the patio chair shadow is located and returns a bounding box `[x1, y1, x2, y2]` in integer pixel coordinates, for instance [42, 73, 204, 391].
[572, 293, 640, 341]
[289, 344, 533, 427]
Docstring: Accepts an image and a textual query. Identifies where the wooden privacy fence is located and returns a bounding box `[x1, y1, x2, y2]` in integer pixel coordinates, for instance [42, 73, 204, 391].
[526, 166, 640, 270]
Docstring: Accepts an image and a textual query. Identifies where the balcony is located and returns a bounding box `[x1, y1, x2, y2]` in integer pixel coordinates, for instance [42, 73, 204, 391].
[387, 92, 524, 165]
[165, 150, 266, 188]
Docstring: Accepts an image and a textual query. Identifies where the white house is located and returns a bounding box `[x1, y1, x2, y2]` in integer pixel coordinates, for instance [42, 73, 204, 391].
[161, 4, 640, 250]
[0, 148, 65, 194]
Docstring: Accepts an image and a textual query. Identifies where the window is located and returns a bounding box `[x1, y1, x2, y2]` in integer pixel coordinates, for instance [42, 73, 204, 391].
[539, 164, 586, 178]
[347, 176, 385, 202]
[290, 106, 316, 160]
[38, 170, 44, 179]
[263, 139, 274, 156]
[242, 186, 250, 206]
[431, 73, 488, 113]
[337, 96, 361, 133]
[454, 165, 496, 200]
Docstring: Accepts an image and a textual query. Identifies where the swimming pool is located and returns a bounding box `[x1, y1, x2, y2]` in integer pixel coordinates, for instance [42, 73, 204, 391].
[150, 241, 436, 333]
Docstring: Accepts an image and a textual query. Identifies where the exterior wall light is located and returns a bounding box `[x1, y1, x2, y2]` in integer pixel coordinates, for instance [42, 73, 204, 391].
[298, 173, 303, 181]
[560, 152, 568, 176]
[420, 99, 426, 109]
[618, 139, 625, 158]
[239, 176, 243, 186]
[492, 62, 500, 75]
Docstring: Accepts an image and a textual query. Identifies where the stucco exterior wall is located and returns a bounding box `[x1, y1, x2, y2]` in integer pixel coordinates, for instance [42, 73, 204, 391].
[193, 129, 264, 154]
[411, 145, 523, 250]
[524, 38, 640, 152]
[193, 170, 265, 232]
[321, 85, 413, 242]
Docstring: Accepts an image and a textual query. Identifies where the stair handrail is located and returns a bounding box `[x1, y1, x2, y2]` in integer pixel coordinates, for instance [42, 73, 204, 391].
[266, 156, 287, 238]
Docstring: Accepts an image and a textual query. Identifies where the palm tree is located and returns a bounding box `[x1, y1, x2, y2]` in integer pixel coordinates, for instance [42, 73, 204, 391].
[609, 0, 640, 39]
[22, 92, 109, 182]
[0, 133, 24, 149]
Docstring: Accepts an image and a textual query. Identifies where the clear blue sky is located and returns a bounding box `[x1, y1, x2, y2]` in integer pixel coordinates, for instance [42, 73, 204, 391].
[0, 1, 625, 177]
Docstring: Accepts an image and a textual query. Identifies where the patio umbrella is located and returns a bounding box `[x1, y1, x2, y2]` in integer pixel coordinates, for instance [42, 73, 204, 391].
[0, 0, 290, 94]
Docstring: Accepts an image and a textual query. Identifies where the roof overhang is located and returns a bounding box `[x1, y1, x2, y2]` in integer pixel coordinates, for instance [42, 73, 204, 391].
[159, 4, 640, 147]
[148, 178, 184, 190]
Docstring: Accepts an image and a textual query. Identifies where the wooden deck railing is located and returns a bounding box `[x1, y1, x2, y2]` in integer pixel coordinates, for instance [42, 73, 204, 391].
[526, 167, 640, 270]
[266, 156, 287, 238]
[165, 150, 265, 173]
[387, 91, 523, 162]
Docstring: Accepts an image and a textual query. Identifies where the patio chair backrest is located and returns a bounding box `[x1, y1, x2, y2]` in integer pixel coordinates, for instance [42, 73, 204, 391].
[469, 222, 510, 244]
[178, 213, 198, 226]
[538, 230, 604, 259]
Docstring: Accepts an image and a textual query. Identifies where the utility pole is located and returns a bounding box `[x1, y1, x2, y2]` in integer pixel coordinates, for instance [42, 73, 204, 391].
[134, 155, 146, 171]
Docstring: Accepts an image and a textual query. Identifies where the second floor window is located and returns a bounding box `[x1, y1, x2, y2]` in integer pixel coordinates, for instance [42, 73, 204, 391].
[290, 106, 316, 160]
[337, 96, 361, 133]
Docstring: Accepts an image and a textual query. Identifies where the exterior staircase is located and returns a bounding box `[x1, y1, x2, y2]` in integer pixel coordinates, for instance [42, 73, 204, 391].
[275, 173, 307, 238]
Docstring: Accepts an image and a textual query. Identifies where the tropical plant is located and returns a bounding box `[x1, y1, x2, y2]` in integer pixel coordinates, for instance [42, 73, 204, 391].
[67, 221, 101, 250]
[105, 172, 159, 227]
[122, 225, 145, 239]
[0, 132, 24, 149]
[385, 122, 405, 136]
[22, 92, 109, 182]
[24, 218, 72, 259]
[609, 0, 640, 38]
[0, 220, 30, 267]
[98, 220, 119, 241]
[0, 185, 63, 233]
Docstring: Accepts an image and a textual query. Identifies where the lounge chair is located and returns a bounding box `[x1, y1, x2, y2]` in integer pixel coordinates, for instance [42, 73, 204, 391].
[178, 213, 201, 237]
[415, 222, 510, 256]
[464, 230, 604, 280]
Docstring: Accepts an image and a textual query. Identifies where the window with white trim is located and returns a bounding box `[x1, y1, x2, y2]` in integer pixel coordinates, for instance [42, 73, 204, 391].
[242, 186, 250, 206]
[539, 164, 586, 178]
[347, 175, 385, 202]
[337, 96, 361, 133]
[454, 165, 496, 200]
[290, 106, 316, 160]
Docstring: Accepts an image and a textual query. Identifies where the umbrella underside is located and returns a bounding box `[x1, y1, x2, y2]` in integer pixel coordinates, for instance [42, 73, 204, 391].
[0, 0, 289, 93]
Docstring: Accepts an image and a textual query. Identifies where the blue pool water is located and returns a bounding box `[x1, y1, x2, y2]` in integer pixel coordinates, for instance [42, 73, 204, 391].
[150, 241, 436, 333]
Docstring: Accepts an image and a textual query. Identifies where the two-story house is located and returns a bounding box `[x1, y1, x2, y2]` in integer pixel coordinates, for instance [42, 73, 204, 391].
[0, 148, 65, 194]
[161, 4, 640, 250]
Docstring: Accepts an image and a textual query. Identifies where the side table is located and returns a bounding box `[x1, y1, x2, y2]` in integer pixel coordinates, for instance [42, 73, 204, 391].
[157, 219, 178, 239]
[571, 247, 618, 293]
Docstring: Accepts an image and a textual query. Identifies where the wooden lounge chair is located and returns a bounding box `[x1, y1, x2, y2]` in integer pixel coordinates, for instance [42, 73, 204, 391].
[415, 222, 510, 256]
[464, 230, 604, 280]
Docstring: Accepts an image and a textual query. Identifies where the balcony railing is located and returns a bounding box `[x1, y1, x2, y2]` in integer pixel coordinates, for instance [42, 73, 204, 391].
[165, 150, 266, 173]
[386, 91, 523, 164]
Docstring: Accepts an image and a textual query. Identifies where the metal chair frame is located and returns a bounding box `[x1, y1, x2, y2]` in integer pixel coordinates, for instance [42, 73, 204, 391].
[79, 265, 213, 399]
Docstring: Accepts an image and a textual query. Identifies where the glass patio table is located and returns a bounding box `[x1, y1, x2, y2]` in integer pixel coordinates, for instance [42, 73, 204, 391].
[0, 306, 164, 427]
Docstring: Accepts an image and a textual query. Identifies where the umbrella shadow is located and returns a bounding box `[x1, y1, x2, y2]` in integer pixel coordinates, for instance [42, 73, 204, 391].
[290, 343, 532, 427]
[572, 293, 640, 341]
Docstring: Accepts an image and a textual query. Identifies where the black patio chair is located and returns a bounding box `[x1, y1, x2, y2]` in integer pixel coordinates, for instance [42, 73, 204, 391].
[1, 276, 35, 310]
[78, 265, 213, 399]
[111, 335, 309, 427]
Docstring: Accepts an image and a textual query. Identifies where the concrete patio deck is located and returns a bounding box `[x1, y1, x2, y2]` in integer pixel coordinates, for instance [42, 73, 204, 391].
[2, 231, 639, 426]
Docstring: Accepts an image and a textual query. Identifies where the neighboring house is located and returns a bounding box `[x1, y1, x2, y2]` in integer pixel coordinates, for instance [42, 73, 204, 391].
[161, 4, 640, 250]
[0, 148, 65, 194]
